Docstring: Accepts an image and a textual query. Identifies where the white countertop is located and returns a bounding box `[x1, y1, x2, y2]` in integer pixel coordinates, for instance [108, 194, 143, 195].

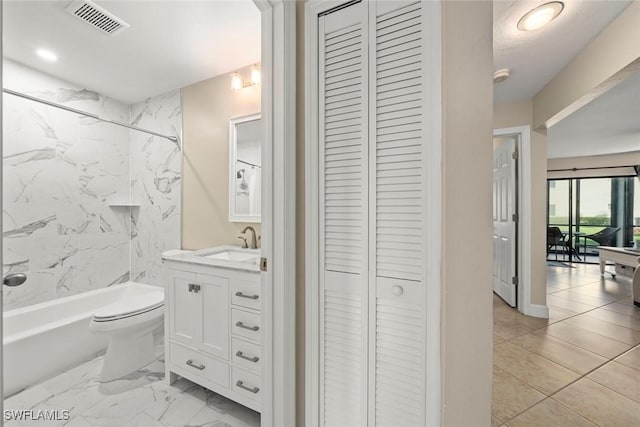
[162, 245, 261, 273]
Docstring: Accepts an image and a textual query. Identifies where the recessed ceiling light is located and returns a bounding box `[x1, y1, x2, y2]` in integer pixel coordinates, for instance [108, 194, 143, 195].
[36, 48, 58, 62]
[517, 2, 564, 31]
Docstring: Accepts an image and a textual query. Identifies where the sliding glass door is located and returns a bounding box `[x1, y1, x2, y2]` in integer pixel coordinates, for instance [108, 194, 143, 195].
[547, 176, 637, 262]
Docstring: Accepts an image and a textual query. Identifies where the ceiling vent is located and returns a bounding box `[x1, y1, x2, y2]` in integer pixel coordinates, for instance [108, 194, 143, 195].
[65, 0, 130, 36]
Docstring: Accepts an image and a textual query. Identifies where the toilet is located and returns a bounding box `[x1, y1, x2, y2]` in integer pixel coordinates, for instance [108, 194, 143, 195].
[90, 283, 165, 382]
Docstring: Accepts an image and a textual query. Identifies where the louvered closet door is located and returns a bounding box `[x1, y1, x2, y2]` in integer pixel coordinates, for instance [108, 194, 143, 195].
[319, 3, 369, 427]
[370, 2, 426, 427]
[317, 1, 429, 426]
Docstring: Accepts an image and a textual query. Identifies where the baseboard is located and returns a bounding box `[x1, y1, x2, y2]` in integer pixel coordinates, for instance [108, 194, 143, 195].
[523, 303, 549, 319]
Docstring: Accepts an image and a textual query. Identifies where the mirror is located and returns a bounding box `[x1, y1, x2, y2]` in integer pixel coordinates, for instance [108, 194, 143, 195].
[229, 114, 262, 222]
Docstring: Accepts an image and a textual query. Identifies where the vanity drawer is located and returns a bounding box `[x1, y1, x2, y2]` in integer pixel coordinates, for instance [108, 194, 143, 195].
[232, 367, 261, 402]
[231, 308, 262, 343]
[232, 338, 262, 373]
[231, 279, 261, 310]
[170, 342, 229, 388]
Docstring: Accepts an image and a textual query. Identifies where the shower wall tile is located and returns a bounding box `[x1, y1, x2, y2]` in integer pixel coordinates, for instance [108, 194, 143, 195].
[2, 60, 132, 311]
[3, 60, 182, 309]
[129, 90, 182, 286]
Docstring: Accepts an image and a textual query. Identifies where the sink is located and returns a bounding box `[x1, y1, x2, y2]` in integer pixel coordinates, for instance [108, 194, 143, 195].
[190, 246, 260, 269]
[204, 250, 259, 263]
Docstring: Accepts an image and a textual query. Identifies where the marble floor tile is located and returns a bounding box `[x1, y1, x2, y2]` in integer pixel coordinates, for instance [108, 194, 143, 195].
[554, 378, 640, 427]
[493, 342, 580, 395]
[616, 345, 640, 371]
[4, 357, 259, 427]
[492, 366, 545, 424]
[544, 322, 631, 358]
[587, 361, 640, 403]
[511, 331, 608, 375]
[506, 398, 596, 427]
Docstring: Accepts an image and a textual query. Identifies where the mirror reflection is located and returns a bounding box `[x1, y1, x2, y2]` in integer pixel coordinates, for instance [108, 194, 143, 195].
[230, 114, 261, 222]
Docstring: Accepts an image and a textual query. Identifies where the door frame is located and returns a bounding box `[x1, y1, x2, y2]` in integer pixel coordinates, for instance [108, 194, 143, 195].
[253, 1, 297, 426]
[0, 2, 298, 425]
[304, 1, 442, 425]
[493, 126, 547, 318]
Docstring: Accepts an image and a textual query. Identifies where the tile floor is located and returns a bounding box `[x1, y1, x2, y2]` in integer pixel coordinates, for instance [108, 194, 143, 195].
[492, 263, 640, 426]
[4, 356, 260, 427]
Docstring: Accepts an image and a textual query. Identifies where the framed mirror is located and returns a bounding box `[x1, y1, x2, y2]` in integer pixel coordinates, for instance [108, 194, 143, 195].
[229, 113, 262, 222]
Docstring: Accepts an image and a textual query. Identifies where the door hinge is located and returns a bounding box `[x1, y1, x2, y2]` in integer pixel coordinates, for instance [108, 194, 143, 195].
[512, 276, 518, 286]
[512, 151, 519, 160]
[260, 257, 268, 272]
[512, 213, 519, 222]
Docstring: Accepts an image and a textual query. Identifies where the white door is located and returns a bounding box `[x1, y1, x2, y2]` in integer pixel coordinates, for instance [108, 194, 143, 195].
[493, 136, 517, 306]
[317, 1, 429, 426]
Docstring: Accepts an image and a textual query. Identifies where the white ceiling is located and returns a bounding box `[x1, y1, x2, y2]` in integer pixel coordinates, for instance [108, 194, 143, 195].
[493, 0, 632, 104]
[547, 69, 640, 159]
[2, 0, 261, 104]
[494, 0, 639, 159]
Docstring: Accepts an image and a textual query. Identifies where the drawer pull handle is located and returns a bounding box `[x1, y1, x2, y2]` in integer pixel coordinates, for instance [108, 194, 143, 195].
[236, 321, 260, 332]
[235, 292, 259, 300]
[186, 359, 205, 370]
[236, 351, 260, 363]
[236, 380, 260, 394]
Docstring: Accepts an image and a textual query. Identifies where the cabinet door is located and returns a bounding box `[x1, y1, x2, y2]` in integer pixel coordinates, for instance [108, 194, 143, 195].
[200, 273, 229, 360]
[169, 270, 200, 347]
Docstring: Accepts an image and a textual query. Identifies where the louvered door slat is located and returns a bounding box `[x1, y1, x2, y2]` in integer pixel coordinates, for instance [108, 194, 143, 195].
[372, 3, 426, 427]
[320, 3, 368, 426]
[374, 3, 424, 288]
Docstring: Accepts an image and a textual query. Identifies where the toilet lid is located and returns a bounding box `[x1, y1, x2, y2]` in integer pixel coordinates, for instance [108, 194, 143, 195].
[93, 291, 164, 321]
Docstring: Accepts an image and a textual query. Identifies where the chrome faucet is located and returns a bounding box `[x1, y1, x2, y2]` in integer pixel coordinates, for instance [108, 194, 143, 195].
[240, 226, 258, 249]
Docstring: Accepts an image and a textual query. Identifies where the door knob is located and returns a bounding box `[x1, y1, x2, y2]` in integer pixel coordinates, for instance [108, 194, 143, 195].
[391, 285, 404, 296]
[3, 273, 27, 287]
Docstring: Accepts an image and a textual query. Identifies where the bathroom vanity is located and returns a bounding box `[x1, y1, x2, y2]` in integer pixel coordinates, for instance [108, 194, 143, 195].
[162, 246, 262, 412]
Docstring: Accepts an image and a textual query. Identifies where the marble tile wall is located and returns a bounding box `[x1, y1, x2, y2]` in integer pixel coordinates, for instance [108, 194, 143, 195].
[129, 90, 182, 286]
[2, 60, 182, 310]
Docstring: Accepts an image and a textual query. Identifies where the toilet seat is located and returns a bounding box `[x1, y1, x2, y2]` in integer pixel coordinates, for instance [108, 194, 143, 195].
[93, 292, 164, 322]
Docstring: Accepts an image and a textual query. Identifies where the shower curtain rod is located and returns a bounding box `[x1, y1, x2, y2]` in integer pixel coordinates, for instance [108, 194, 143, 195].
[2, 88, 178, 143]
[237, 158, 261, 169]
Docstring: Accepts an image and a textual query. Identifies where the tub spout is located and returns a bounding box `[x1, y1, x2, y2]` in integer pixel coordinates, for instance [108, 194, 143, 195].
[3, 273, 27, 287]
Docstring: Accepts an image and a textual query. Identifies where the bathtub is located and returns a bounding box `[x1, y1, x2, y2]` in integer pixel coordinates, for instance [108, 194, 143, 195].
[3, 282, 161, 396]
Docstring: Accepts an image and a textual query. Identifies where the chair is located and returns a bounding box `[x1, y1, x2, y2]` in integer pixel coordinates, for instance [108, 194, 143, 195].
[547, 227, 570, 261]
[584, 226, 620, 249]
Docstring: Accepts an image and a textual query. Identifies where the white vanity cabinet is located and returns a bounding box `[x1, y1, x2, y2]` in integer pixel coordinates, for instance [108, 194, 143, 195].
[163, 256, 262, 412]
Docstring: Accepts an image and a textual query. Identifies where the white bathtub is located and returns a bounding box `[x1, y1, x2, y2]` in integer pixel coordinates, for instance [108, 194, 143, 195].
[3, 282, 161, 396]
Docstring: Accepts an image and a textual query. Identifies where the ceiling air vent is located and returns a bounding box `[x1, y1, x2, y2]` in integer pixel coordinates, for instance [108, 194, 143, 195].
[65, 0, 130, 36]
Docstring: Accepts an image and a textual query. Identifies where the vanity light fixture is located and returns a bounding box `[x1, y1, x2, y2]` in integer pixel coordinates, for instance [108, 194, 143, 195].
[517, 2, 564, 31]
[231, 65, 261, 91]
[36, 48, 58, 62]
